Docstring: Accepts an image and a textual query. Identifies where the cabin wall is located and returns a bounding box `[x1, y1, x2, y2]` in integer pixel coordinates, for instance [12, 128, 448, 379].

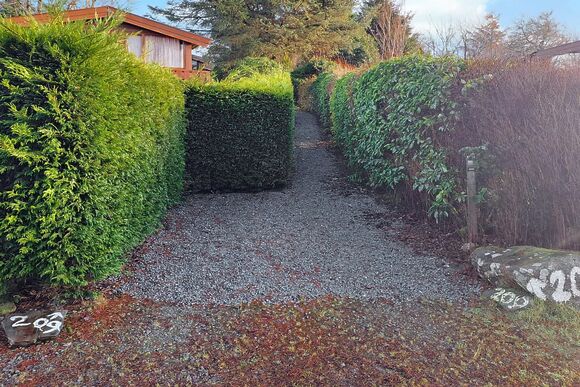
[119, 23, 208, 80]
[145, 36, 184, 68]
[6, 11, 210, 80]
[121, 23, 188, 69]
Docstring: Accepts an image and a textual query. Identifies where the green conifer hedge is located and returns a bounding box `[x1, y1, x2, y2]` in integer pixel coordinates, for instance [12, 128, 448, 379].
[185, 70, 295, 191]
[0, 16, 186, 287]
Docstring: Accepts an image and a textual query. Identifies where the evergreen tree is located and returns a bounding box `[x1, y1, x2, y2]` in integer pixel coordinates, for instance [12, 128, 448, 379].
[151, 0, 362, 66]
[358, 0, 416, 59]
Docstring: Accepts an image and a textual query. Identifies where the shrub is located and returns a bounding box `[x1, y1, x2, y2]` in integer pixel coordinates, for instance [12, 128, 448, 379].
[291, 59, 336, 104]
[0, 16, 186, 287]
[316, 54, 580, 249]
[329, 73, 357, 149]
[309, 72, 336, 129]
[295, 76, 316, 111]
[320, 56, 464, 220]
[335, 41, 377, 67]
[217, 57, 284, 82]
[185, 70, 295, 191]
[291, 59, 337, 81]
[451, 61, 580, 249]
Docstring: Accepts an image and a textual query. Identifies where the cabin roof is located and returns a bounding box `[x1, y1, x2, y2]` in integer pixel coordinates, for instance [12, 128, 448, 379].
[532, 41, 580, 58]
[192, 54, 205, 62]
[6, 6, 211, 47]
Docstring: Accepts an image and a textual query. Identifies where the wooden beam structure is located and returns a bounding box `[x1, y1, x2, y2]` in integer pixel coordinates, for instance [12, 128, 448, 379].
[531, 41, 580, 58]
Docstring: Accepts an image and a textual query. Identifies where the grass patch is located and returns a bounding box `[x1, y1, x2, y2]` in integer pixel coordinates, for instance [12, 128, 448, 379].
[510, 300, 580, 346]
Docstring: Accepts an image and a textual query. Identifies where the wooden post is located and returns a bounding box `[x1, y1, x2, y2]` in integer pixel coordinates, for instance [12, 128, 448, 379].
[466, 156, 478, 244]
[184, 43, 193, 71]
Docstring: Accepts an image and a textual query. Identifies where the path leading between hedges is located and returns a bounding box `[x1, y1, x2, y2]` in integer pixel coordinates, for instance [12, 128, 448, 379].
[119, 111, 478, 305]
[3, 112, 578, 386]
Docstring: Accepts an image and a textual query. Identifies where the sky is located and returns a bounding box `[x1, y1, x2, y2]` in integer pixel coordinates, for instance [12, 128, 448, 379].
[128, 0, 580, 37]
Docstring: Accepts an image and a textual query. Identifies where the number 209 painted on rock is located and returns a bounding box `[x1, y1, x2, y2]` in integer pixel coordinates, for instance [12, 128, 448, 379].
[10, 312, 64, 335]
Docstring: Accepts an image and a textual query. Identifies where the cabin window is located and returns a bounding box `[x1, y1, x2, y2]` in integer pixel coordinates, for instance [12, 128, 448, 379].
[126, 35, 143, 58]
[144, 36, 184, 68]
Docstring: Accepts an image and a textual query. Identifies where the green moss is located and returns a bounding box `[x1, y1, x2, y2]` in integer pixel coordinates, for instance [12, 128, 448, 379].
[511, 300, 580, 346]
[0, 300, 16, 315]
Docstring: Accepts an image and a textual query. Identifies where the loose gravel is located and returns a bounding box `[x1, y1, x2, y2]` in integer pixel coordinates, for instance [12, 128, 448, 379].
[118, 112, 480, 305]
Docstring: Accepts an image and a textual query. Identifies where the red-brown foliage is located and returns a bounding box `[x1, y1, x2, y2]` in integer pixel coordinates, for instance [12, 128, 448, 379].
[3, 295, 578, 385]
[451, 60, 580, 249]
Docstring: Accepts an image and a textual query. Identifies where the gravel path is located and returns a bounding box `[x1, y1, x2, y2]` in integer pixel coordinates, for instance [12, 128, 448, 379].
[119, 112, 479, 305]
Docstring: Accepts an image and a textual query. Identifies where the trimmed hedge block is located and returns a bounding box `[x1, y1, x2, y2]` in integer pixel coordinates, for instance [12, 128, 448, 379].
[0, 16, 185, 287]
[185, 73, 295, 191]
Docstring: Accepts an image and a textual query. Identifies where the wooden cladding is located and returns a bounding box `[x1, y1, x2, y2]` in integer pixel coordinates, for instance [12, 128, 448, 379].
[125, 32, 194, 76]
[172, 69, 211, 81]
[126, 35, 143, 58]
[7, 6, 211, 80]
[7, 6, 211, 47]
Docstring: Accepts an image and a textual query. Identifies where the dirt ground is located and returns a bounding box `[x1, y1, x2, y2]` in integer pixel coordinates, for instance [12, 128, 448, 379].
[1, 292, 578, 385]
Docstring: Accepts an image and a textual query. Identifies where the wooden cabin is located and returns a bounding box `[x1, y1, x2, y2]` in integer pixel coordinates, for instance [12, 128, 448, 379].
[7, 6, 212, 80]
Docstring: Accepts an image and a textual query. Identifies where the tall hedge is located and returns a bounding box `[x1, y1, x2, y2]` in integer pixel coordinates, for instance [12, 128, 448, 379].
[317, 56, 464, 221]
[185, 70, 295, 191]
[291, 59, 336, 104]
[215, 56, 285, 81]
[329, 73, 357, 149]
[0, 16, 186, 286]
[309, 72, 335, 129]
[452, 62, 580, 250]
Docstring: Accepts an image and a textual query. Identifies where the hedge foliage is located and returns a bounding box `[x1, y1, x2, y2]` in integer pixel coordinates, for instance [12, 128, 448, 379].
[0, 16, 186, 286]
[311, 56, 464, 221]
[291, 59, 336, 82]
[453, 62, 580, 250]
[308, 56, 580, 249]
[329, 73, 357, 149]
[309, 72, 336, 129]
[214, 57, 285, 82]
[185, 68, 295, 191]
[290, 59, 336, 104]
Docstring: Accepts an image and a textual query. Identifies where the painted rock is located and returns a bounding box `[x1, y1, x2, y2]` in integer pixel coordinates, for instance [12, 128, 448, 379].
[2, 310, 66, 347]
[483, 287, 533, 311]
[471, 246, 580, 308]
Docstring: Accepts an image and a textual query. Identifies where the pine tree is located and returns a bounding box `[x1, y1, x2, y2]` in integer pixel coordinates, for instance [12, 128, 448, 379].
[150, 0, 362, 66]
